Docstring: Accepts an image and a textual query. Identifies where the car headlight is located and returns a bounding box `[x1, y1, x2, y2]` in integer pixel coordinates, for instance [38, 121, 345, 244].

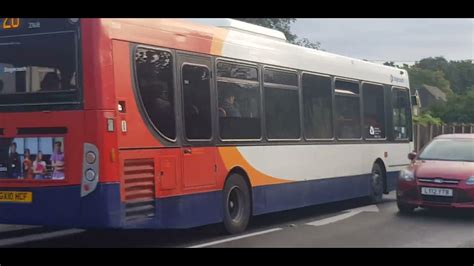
[399, 169, 415, 182]
[466, 177, 474, 185]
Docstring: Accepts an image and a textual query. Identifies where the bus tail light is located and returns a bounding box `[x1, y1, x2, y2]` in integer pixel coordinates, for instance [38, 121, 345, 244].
[82, 143, 99, 197]
[85, 151, 97, 164]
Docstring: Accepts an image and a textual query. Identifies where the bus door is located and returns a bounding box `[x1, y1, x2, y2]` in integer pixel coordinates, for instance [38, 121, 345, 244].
[176, 53, 217, 189]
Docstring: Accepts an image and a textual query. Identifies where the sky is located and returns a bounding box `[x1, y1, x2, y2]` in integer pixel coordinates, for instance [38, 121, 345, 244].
[291, 19, 473, 65]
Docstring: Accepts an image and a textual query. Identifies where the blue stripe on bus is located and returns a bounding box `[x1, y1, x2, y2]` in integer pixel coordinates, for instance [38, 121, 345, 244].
[124, 170, 399, 229]
[0, 184, 121, 228]
[0, 170, 399, 229]
[252, 171, 398, 216]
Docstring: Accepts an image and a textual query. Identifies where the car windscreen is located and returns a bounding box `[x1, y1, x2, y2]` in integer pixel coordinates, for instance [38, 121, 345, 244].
[419, 138, 474, 162]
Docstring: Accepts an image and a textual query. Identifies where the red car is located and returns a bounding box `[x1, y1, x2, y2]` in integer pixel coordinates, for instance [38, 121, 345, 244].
[397, 134, 474, 213]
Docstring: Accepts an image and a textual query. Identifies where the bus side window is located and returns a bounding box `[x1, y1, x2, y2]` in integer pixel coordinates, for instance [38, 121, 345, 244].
[362, 83, 385, 139]
[302, 73, 333, 139]
[135, 48, 176, 140]
[182, 64, 212, 140]
[216, 61, 261, 140]
[263, 68, 300, 140]
[392, 88, 411, 140]
[334, 80, 361, 139]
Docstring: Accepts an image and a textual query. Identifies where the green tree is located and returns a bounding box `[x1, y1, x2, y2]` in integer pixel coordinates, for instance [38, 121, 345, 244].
[445, 60, 474, 94]
[416, 57, 449, 73]
[414, 57, 474, 94]
[430, 88, 474, 123]
[236, 18, 321, 50]
[383, 61, 396, 67]
[412, 113, 443, 126]
[403, 66, 452, 95]
[294, 37, 321, 50]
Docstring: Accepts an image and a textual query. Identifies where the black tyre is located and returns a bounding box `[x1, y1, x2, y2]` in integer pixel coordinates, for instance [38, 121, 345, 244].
[223, 174, 251, 234]
[397, 201, 416, 214]
[370, 163, 385, 203]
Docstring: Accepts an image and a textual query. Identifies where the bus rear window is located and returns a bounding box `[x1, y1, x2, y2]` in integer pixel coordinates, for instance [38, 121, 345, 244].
[0, 32, 80, 107]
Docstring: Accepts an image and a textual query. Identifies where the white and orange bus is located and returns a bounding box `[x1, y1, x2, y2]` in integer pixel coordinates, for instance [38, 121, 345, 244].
[0, 18, 413, 234]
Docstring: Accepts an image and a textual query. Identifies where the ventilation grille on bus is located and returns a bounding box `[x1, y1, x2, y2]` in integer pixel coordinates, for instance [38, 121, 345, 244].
[123, 159, 156, 221]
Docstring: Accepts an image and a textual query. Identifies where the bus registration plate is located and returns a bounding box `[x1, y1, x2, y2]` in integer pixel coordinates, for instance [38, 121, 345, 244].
[0, 191, 32, 203]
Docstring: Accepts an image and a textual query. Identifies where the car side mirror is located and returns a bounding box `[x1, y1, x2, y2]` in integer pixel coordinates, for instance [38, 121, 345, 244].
[408, 152, 417, 161]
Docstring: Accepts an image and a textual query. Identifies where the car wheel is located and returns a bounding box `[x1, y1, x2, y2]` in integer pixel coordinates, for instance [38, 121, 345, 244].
[397, 201, 416, 214]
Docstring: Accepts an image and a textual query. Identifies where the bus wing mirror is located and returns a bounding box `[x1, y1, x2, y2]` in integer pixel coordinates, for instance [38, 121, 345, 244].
[411, 95, 420, 107]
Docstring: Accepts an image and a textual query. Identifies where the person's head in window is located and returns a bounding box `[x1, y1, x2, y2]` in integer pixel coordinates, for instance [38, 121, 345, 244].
[24, 149, 31, 159]
[36, 151, 43, 162]
[157, 83, 170, 102]
[40, 72, 61, 91]
[0, 79, 4, 93]
[54, 141, 63, 155]
[221, 85, 241, 117]
[225, 91, 236, 105]
[223, 84, 239, 105]
[10, 142, 17, 154]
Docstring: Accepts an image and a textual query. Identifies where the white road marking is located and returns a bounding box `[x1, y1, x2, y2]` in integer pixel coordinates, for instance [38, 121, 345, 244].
[0, 225, 40, 233]
[188, 228, 283, 248]
[306, 205, 379, 227]
[0, 228, 84, 247]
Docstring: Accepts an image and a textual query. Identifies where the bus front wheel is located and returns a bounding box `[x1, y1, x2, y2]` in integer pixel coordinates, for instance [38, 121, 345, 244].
[223, 174, 251, 235]
[370, 163, 385, 203]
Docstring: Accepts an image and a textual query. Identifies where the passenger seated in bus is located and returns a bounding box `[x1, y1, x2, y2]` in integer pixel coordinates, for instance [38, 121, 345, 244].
[220, 89, 241, 118]
[155, 85, 172, 115]
[40, 72, 61, 91]
[153, 84, 176, 137]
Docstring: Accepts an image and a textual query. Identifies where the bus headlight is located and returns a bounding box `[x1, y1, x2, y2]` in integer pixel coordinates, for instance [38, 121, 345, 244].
[466, 177, 474, 185]
[85, 169, 96, 182]
[85, 151, 97, 164]
[399, 169, 415, 182]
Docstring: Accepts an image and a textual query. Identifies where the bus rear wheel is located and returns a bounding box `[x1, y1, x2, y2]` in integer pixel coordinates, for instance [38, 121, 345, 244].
[223, 174, 251, 235]
[370, 163, 385, 203]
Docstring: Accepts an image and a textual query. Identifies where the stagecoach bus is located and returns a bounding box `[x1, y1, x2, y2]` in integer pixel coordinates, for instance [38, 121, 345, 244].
[0, 18, 413, 234]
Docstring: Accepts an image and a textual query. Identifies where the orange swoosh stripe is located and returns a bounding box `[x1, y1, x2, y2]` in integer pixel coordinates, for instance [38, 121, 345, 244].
[218, 147, 292, 187]
[210, 28, 228, 56]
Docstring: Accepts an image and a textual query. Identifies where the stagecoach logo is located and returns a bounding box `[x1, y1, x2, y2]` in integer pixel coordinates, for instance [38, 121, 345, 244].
[3, 66, 27, 73]
[390, 74, 405, 84]
[369, 126, 375, 136]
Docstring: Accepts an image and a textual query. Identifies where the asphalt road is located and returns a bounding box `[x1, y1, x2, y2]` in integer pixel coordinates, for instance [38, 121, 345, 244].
[1, 192, 474, 248]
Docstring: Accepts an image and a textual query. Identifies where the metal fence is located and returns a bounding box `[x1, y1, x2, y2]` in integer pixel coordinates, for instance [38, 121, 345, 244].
[414, 123, 474, 152]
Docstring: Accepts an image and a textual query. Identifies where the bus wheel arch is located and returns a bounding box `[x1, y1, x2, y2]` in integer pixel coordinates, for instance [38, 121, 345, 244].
[222, 167, 253, 234]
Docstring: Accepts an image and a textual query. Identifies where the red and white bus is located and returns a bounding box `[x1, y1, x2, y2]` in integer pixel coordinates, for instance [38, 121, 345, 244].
[0, 18, 413, 234]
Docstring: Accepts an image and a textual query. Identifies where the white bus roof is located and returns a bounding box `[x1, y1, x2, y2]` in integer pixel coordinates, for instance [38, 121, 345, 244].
[186, 19, 287, 41]
[183, 18, 409, 88]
